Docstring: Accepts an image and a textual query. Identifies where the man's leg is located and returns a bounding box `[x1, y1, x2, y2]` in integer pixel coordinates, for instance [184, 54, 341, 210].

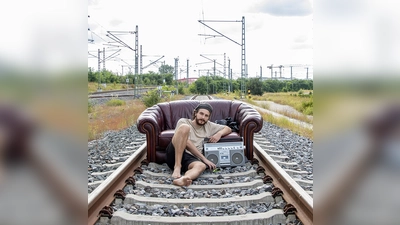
[173, 161, 206, 186]
[170, 124, 190, 179]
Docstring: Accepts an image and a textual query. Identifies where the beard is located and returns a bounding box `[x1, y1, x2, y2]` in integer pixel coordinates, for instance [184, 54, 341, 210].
[195, 117, 206, 126]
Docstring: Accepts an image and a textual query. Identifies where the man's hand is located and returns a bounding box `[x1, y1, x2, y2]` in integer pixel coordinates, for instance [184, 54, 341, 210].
[208, 133, 222, 143]
[203, 158, 216, 170]
[208, 126, 232, 143]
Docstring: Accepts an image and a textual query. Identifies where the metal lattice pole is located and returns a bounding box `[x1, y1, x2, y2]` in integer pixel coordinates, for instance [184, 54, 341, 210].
[103, 47, 105, 71]
[241, 16, 246, 99]
[198, 17, 246, 96]
[140, 45, 143, 75]
[186, 59, 189, 87]
[98, 49, 101, 90]
[228, 58, 231, 93]
[175, 58, 179, 94]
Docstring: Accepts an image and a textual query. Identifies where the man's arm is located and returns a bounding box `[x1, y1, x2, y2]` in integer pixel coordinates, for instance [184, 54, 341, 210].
[207, 126, 232, 143]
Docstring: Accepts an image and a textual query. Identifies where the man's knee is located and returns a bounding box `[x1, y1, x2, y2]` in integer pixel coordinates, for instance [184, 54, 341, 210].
[191, 161, 206, 171]
[172, 124, 190, 145]
[175, 124, 190, 135]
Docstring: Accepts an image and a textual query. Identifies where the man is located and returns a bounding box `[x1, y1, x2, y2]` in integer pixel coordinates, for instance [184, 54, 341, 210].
[166, 102, 232, 186]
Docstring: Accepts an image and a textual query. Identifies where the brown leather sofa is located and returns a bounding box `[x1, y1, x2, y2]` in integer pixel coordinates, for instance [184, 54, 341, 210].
[136, 99, 263, 164]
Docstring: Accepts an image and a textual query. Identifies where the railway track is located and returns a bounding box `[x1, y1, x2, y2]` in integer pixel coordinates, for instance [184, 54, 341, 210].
[88, 140, 312, 225]
[89, 87, 153, 99]
[88, 95, 313, 224]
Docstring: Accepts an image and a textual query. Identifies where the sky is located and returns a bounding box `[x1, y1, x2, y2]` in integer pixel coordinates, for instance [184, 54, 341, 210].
[88, 0, 313, 79]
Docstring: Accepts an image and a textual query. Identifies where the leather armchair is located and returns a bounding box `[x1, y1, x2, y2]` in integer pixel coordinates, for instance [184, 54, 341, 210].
[137, 100, 263, 164]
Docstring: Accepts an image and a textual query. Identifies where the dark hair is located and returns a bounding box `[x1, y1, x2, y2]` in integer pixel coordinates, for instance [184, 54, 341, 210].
[192, 102, 213, 119]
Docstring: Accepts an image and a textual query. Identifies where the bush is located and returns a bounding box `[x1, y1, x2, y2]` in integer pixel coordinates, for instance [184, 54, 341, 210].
[88, 101, 94, 113]
[142, 89, 160, 107]
[301, 100, 313, 115]
[304, 106, 313, 115]
[106, 99, 126, 106]
[178, 86, 185, 95]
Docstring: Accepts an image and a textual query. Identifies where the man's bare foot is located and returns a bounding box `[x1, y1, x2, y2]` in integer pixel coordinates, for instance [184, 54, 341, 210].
[173, 176, 192, 186]
[172, 167, 182, 179]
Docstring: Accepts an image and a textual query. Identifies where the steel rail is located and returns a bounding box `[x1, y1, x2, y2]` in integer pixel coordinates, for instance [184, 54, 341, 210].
[89, 87, 153, 95]
[88, 94, 138, 99]
[88, 143, 147, 225]
[253, 141, 313, 225]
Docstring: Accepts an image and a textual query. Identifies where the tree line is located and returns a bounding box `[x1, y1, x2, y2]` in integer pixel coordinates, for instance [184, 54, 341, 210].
[88, 65, 313, 95]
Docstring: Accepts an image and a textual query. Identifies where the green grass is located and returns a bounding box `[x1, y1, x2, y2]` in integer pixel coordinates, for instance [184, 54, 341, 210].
[261, 111, 313, 140]
[88, 82, 133, 93]
[215, 91, 313, 139]
[106, 99, 126, 106]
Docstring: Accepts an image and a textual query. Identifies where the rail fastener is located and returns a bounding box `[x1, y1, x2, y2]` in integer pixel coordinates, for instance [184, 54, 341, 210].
[99, 206, 114, 219]
[133, 167, 143, 174]
[263, 175, 274, 183]
[125, 176, 136, 185]
[114, 189, 126, 200]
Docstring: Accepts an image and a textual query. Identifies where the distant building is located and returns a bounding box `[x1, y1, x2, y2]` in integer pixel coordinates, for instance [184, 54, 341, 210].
[177, 77, 198, 84]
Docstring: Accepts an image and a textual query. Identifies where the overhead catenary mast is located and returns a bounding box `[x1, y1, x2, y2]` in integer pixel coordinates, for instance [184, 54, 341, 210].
[198, 16, 246, 98]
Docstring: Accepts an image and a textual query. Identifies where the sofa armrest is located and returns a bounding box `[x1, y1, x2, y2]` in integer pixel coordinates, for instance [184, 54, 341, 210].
[237, 103, 263, 159]
[137, 106, 163, 162]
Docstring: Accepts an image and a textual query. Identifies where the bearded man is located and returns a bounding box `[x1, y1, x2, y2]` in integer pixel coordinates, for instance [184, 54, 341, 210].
[165, 102, 232, 186]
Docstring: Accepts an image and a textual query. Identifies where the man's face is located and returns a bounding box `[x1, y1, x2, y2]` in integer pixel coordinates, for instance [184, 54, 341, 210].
[195, 109, 211, 126]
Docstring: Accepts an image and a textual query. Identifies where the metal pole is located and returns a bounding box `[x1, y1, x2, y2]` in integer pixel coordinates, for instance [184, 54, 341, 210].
[241, 16, 246, 99]
[224, 53, 226, 93]
[140, 45, 143, 74]
[98, 49, 101, 90]
[186, 59, 189, 87]
[270, 64, 273, 79]
[103, 47, 105, 71]
[230, 68, 233, 93]
[174, 58, 178, 94]
[228, 58, 231, 93]
[306, 67, 309, 79]
[135, 25, 139, 75]
[213, 60, 216, 94]
[207, 70, 209, 95]
[291, 66, 293, 80]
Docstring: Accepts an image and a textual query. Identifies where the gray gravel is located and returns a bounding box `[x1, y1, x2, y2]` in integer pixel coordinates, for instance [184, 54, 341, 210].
[87, 125, 146, 193]
[88, 95, 313, 195]
[88, 99, 310, 224]
[256, 121, 313, 192]
[88, 121, 313, 195]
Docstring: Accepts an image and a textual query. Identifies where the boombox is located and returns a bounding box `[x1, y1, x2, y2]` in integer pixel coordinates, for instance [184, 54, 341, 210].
[203, 141, 246, 167]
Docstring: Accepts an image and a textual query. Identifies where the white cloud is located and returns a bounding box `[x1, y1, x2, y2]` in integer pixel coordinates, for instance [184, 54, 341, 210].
[249, 0, 313, 17]
[88, 0, 313, 79]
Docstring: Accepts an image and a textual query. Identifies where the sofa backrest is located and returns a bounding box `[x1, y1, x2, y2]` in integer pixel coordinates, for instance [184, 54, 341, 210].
[157, 100, 242, 131]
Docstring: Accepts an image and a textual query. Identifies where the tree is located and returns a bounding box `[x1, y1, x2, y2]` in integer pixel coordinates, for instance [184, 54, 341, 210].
[88, 67, 97, 82]
[247, 78, 263, 95]
[192, 76, 208, 94]
[159, 64, 174, 74]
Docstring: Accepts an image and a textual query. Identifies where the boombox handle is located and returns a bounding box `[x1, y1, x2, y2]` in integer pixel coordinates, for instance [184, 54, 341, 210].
[204, 137, 243, 143]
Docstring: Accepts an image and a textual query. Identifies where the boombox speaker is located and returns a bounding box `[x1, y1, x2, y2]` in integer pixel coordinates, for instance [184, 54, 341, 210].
[203, 141, 246, 167]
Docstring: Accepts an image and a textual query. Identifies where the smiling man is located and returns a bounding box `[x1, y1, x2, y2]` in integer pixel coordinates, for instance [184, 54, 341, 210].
[165, 102, 232, 186]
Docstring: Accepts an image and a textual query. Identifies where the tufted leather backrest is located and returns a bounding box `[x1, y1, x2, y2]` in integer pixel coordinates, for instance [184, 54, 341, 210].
[155, 100, 242, 131]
